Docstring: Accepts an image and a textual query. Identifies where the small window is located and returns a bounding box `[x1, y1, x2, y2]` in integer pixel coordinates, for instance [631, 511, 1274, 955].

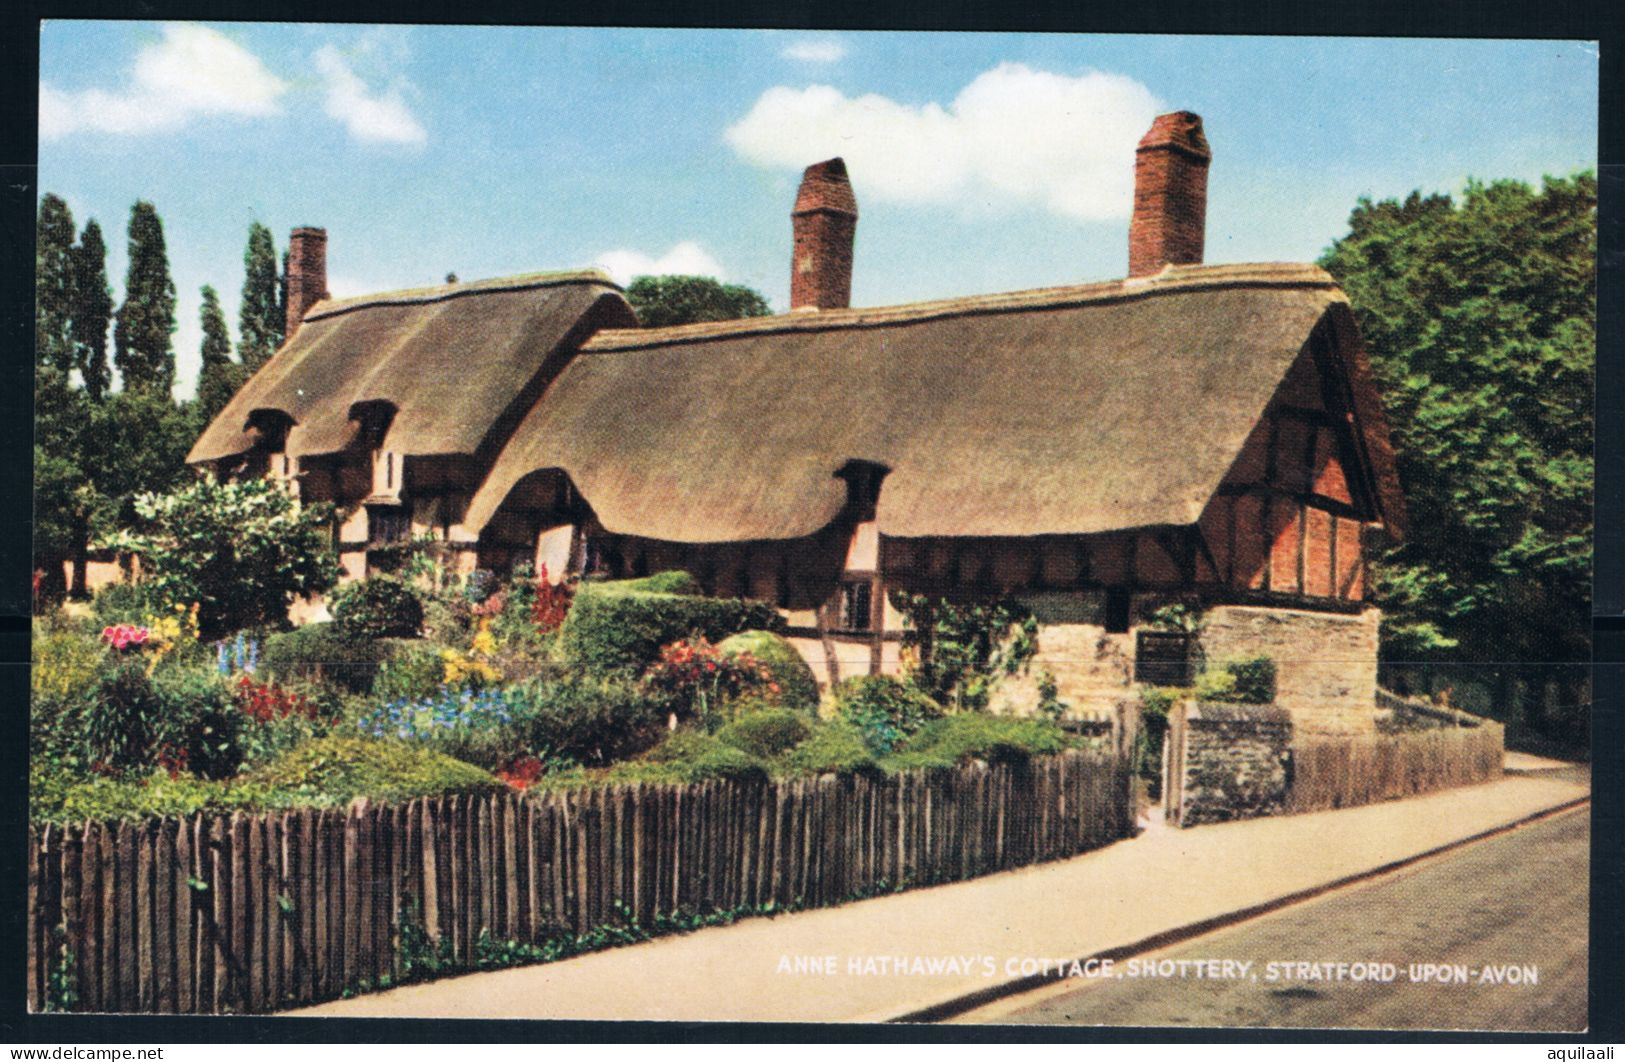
[837, 578, 874, 632]
[1105, 588, 1132, 634]
[367, 506, 410, 547]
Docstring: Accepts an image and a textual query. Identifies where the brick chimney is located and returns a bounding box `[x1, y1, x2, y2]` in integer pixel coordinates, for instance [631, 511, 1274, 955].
[1128, 112, 1211, 278]
[284, 227, 330, 341]
[791, 158, 858, 311]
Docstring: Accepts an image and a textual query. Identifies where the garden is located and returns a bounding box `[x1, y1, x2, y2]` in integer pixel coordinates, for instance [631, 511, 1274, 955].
[31, 477, 1085, 828]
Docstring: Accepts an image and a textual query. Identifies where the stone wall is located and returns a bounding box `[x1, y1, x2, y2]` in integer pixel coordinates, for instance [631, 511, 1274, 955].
[1172, 702, 1293, 826]
[1200, 604, 1380, 735]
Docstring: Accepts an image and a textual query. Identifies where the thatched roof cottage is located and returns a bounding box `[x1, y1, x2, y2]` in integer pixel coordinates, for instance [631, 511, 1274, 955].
[191, 112, 1404, 733]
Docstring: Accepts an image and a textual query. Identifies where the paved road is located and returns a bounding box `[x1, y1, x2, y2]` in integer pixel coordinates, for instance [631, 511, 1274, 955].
[955, 807, 1589, 1032]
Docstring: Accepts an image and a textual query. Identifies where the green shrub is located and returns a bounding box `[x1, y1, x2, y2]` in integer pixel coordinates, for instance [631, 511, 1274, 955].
[31, 626, 107, 759]
[888, 593, 1039, 711]
[506, 675, 669, 766]
[371, 639, 449, 703]
[122, 476, 339, 638]
[558, 576, 782, 674]
[241, 735, 502, 805]
[150, 667, 243, 779]
[89, 581, 157, 627]
[887, 714, 1069, 770]
[262, 622, 383, 693]
[784, 719, 881, 777]
[716, 707, 813, 760]
[331, 576, 425, 639]
[80, 659, 163, 771]
[613, 731, 769, 785]
[606, 570, 701, 595]
[718, 630, 819, 712]
[832, 675, 943, 755]
[1219, 656, 1276, 704]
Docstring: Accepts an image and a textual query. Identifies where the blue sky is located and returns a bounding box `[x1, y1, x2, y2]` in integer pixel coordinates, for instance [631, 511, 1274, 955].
[38, 23, 1598, 397]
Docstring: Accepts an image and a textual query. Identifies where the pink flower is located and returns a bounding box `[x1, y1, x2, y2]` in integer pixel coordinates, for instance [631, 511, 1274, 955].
[100, 624, 151, 651]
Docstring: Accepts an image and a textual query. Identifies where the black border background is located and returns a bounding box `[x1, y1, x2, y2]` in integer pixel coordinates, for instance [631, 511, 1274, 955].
[2, 0, 1620, 1045]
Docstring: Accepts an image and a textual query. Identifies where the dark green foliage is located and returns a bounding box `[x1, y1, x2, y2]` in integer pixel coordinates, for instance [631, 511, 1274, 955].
[620, 731, 770, 785]
[126, 477, 339, 638]
[79, 660, 161, 771]
[624, 275, 772, 328]
[888, 592, 1039, 711]
[149, 667, 243, 779]
[783, 718, 881, 777]
[240, 735, 501, 804]
[36, 194, 77, 374]
[604, 570, 701, 595]
[887, 714, 1069, 769]
[506, 676, 669, 766]
[831, 675, 943, 755]
[86, 388, 202, 534]
[558, 576, 783, 674]
[69, 219, 113, 400]
[331, 576, 425, 639]
[90, 580, 158, 627]
[262, 622, 384, 693]
[1319, 174, 1592, 673]
[715, 707, 813, 760]
[114, 200, 177, 395]
[718, 630, 820, 711]
[1211, 656, 1276, 705]
[371, 640, 449, 703]
[238, 222, 282, 371]
[196, 285, 241, 423]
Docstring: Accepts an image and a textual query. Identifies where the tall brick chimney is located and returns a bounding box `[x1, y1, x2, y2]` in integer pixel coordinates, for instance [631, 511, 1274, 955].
[1128, 112, 1211, 278]
[791, 158, 858, 311]
[284, 227, 329, 341]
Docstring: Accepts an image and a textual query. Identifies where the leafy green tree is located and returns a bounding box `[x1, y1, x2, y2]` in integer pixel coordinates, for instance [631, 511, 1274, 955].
[624, 275, 772, 328]
[36, 194, 77, 374]
[69, 219, 113, 400]
[1319, 175, 1593, 680]
[238, 222, 282, 371]
[85, 390, 202, 537]
[196, 285, 242, 423]
[33, 366, 98, 598]
[113, 200, 177, 395]
[120, 477, 339, 637]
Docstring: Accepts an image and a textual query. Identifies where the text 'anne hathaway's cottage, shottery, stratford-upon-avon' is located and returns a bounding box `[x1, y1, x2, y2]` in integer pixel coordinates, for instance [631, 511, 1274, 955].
[187, 111, 1406, 736]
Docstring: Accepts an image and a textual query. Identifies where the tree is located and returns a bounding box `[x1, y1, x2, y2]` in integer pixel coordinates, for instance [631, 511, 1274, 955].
[114, 200, 177, 395]
[238, 222, 282, 371]
[624, 275, 772, 328]
[36, 194, 77, 374]
[33, 366, 98, 599]
[196, 285, 242, 423]
[69, 219, 113, 400]
[1318, 175, 1593, 700]
[122, 476, 339, 637]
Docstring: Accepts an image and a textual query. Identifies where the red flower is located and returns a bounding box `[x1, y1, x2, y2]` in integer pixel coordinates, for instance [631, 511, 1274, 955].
[100, 624, 151, 651]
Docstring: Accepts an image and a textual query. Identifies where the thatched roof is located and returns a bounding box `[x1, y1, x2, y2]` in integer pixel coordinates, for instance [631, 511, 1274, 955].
[187, 271, 633, 464]
[466, 262, 1403, 543]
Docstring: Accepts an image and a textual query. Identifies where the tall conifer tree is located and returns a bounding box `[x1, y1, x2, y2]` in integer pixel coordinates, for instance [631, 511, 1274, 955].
[114, 200, 177, 395]
[238, 222, 283, 371]
[35, 194, 77, 373]
[69, 218, 113, 400]
[197, 285, 239, 422]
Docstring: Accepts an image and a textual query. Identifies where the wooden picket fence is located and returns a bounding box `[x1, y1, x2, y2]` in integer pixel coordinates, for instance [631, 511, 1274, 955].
[27, 749, 1131, 1014]
[1288, 722, 1505, 813]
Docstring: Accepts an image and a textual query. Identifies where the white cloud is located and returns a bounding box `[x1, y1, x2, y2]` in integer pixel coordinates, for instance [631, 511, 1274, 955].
[39, 23, 286, 139]
[315, 44, 426, 146]
[593, 242, 727, 286]
[725, 62, 1162, 221]
[782, 39, 846, 63]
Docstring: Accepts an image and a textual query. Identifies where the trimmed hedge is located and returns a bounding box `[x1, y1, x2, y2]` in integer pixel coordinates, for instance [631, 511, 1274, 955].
[262, 622, 386, 693]
[716, 707, 813, 760]
[611, 731, 770, 785]
[718, 630, 820, 712]
[887, 714, 1071, 770]
[559, 575, 783, 674]
[29, 736, 501, 823]
[331, 576, 425, 639]
[784, 718, 882, 777]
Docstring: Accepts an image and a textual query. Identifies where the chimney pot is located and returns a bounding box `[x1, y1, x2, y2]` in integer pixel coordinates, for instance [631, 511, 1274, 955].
[1128, 111, 1211, 278]
[285, 226, 330, 342]
[791, 158, 858, 311]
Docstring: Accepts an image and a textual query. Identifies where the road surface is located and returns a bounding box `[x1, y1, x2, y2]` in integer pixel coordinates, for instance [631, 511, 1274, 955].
[954, 805, 1590, 1032]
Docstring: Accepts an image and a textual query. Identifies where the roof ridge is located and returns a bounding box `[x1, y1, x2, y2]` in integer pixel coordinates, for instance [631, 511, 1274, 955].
[305, 269, 622, 321]
[585, 261, 1339, 353]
